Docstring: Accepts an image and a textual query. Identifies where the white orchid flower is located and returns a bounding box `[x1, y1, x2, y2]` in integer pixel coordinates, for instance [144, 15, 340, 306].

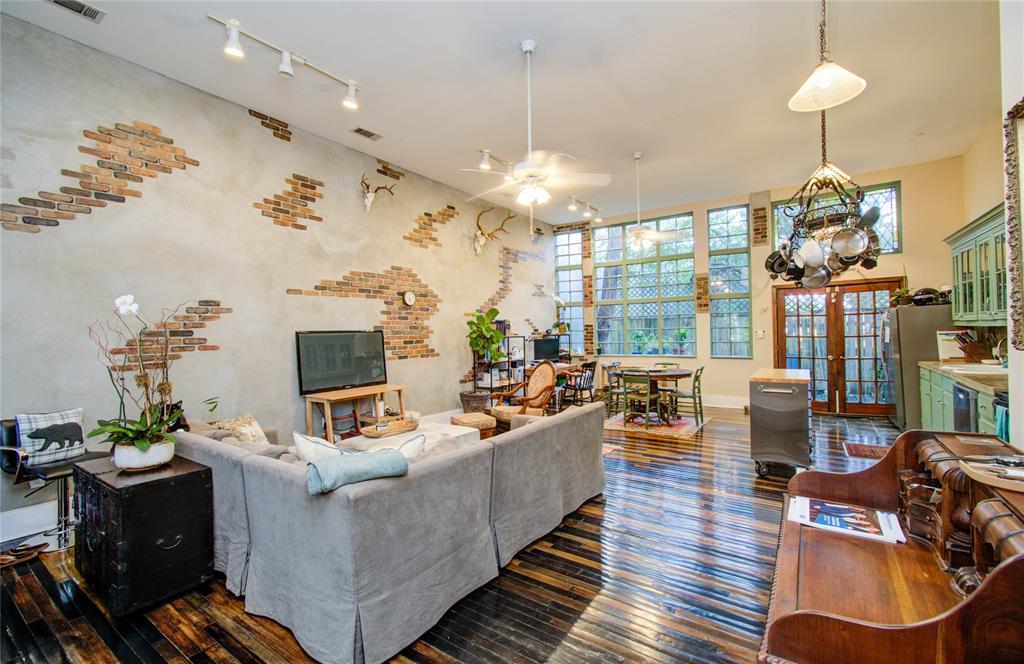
[550, 294, 566, 308]
[114, 294, 138, 316]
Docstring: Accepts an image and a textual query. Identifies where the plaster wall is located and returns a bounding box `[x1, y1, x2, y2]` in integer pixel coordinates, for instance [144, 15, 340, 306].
[0, 17, 554, 512]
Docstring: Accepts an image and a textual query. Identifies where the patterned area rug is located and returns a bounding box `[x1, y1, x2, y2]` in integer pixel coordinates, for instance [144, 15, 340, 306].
[602, 443, 623, 457]
[603, 413, 708, 439]
[843, 442, 890, 459]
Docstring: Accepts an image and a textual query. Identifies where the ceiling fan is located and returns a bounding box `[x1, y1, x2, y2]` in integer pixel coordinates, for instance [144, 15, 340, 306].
[462, 39, 611, 227]
[625, 152, 685, 250]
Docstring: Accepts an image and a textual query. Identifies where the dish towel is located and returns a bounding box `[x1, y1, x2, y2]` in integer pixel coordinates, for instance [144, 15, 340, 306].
[307, 449, 408, 495]
[995, 404, 1010, 443]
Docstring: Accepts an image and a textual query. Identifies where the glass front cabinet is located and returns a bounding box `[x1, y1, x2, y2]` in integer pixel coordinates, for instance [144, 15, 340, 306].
[944, 204, 1007, 327]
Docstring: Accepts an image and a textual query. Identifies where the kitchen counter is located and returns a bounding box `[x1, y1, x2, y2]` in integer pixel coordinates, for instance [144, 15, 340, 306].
[918, 360, 1009, 396]
[750, 368, 811, 384]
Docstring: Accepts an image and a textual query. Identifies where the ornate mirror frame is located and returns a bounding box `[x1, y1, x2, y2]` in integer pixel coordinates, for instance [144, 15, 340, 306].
[1006, 98, 1024, 350]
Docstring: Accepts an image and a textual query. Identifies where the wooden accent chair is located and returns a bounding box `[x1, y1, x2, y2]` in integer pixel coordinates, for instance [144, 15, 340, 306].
[664, 366, 704, 423]
[562, 361, 597, 406]
[622, 370, 659, 430]
[489, 360, 557, 430]
[602, 362, 624, 416]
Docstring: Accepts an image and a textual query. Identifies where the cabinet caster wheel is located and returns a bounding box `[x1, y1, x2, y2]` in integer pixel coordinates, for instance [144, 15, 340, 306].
[755, 461, 770, 478]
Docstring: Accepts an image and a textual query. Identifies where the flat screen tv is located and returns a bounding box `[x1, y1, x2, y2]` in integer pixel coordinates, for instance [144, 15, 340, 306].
[533, 337, 560, 362]
[296, 330, 387, 395]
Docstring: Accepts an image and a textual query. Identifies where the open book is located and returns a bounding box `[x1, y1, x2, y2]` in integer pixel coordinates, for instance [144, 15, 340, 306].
[788, 496, 906, 544]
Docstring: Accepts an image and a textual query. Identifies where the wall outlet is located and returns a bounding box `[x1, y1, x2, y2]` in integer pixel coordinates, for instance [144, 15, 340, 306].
[755, 329, 766, 339]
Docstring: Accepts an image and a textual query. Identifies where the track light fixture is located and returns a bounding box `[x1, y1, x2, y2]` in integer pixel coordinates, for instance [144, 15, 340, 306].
[208, 15, 360, 111]
[565, 196, 600, 221]
[342, 82, 359, 110]
[277, 50, 294, 77]
[223, 19, 244, 58]
[479, 150, 492, 170]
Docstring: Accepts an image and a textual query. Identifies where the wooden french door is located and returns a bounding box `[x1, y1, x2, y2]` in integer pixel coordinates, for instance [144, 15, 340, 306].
[773, 278, 904, 414]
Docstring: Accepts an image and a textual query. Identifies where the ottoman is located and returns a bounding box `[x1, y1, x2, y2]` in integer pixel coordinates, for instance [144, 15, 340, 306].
[451, 412, 497, 440]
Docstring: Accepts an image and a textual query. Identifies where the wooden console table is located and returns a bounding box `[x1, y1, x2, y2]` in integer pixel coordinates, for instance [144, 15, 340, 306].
[304, 383, 408, 443]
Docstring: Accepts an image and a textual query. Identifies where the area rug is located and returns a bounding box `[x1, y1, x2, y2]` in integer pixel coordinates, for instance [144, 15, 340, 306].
[603, 413, 708, 439]
[602, 443, 623, 457]
[843, 442, 890, 459]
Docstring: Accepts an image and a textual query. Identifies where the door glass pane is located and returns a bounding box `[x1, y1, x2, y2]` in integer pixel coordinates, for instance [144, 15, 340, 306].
[781, 291, 827, 394]
[842, 287, 892, 406]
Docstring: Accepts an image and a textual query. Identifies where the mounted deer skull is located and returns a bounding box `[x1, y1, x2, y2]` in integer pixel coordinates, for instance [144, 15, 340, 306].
[474, 207, 517, 255]
[360, 173, 396, 213]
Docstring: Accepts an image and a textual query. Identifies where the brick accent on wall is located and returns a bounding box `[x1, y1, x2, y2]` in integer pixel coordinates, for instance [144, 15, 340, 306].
[2, 120, 198, 234]
[584, 323, 595, 356]
[752, 206, 769, 246]
[248, 109, 292, 141]
[286, 266, 440, 360]
[532, 284, 547, 297]
[552, 220, 592, 259]
[108, 299, 232, 372]
[376, 159, 405, 181]
[402, 205, 459, 248]
[253, 173, 325, 231]
[582, 274, 594, 307]
[695, 273, 710, 312]
[525, 318, 543, 336]
[469, 247, 545, 315]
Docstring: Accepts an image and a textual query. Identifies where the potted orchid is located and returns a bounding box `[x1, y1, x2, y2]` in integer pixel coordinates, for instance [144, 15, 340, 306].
[87, 294, 186, 470]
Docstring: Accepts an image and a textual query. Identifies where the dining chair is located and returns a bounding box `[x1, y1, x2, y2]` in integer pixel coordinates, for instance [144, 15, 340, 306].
[602, 362, 624, 416]
[563, 361, 597, 406]
[666, 366, 704, 424]
[622, 370, 659, 430]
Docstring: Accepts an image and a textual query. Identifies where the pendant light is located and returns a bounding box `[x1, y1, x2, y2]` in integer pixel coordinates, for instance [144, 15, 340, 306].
[788, 0, 866, 112]
[627, 153, 653, 252]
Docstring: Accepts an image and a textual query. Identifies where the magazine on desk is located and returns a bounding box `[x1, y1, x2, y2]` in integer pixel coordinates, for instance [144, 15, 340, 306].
[788, 496, 906, 544]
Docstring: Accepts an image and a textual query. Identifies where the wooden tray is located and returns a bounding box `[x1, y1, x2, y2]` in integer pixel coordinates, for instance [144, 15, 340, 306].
[361, 418, 419, 439]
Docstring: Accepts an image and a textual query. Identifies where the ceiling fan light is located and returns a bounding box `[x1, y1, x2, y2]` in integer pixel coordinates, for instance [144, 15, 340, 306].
[479, 150, 491, 170]
[515, 185, 537, 206]
[342, 83, 359, 110]
[788, 61, 866, 112]
[223, 22, 244, 58]
[504, 166, 514, 182]
[533, 186, 551, 205]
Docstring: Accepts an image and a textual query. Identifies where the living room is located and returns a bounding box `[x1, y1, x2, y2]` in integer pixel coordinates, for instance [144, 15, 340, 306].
[1, 1, 1022, 662]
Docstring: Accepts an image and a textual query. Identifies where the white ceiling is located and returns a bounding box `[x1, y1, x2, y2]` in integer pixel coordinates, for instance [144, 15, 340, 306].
[2, 1, 1001, 224]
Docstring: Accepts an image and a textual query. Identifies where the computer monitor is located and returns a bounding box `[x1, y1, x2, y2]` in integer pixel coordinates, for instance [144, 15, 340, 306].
[533, 337, 560, 362]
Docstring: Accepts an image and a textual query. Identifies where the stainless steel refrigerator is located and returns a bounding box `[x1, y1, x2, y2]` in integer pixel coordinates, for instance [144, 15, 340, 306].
[882, 303, 953, 431]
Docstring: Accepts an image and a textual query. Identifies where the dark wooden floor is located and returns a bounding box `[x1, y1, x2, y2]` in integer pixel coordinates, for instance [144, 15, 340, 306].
[2, 409, 897, 664]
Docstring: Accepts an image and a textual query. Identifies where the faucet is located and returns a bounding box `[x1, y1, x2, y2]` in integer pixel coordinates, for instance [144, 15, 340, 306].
[993, 336, 1009, 367]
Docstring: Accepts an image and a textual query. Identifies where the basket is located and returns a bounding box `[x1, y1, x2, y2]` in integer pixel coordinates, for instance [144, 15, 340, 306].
[460, 391, 490, 413]
[361, 417, 419, 439]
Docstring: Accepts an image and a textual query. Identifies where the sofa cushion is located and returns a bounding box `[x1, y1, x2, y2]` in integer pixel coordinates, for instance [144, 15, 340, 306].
[212, 413, 270, 445]
[219, 436, 289, 458]
[490, 405, 545, 422]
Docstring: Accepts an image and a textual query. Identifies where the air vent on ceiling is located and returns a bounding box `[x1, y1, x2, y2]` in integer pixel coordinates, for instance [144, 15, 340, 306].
[351, 127, 383, 141]
[46, 0, 105, 23]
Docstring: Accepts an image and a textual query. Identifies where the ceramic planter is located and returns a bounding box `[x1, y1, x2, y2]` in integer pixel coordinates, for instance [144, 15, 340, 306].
[112, 441, 175, 471]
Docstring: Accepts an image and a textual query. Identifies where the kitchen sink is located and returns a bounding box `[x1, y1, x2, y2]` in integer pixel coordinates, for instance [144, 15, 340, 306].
[940, 364, 1009, 375]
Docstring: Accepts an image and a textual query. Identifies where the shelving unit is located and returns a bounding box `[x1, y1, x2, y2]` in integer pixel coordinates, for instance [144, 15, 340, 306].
[473, 332, 526, 403]
[945, 204, 1007, 326]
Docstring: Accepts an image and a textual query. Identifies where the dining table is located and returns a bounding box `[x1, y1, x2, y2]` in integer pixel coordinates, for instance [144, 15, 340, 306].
[608, 367, 693, 424]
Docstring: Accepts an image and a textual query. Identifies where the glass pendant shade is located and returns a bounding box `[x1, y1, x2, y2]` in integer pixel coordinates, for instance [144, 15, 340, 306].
[788, 60, 866, 112]
[516, 183, 550, 206]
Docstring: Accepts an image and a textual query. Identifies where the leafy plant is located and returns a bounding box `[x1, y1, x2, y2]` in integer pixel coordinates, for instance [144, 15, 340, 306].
[202, 396, 220, 414]
[890, 287, 911, 305]
[552, 320, 571, 332]
[631, 330, 651, 354]
[88, 403, 181, 453]
[466, 308, 505, 361]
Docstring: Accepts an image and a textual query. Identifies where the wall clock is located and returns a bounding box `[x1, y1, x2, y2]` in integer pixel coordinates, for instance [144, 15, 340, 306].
[402, 291, 416, 307]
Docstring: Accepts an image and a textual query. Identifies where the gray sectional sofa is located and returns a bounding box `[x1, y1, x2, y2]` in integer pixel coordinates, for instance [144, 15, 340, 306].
[175, 400, 606, 664]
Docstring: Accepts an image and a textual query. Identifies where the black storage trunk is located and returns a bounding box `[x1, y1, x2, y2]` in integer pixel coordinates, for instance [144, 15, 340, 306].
[73, 455, 214, 616]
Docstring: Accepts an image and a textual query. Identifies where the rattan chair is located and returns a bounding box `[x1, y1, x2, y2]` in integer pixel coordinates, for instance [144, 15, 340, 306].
[488, 360, 557, 430]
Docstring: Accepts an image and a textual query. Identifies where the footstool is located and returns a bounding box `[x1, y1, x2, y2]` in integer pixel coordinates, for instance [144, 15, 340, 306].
[451, 412, 497, 440]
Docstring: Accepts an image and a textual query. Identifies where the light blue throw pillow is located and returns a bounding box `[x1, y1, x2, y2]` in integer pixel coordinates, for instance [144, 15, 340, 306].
[306, 449, 408, 495]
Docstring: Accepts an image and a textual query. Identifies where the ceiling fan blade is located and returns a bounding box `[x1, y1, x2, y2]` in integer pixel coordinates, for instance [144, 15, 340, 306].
[546, 172, 612, 189]
[466, 180, 518, 202]
[459, 168, 506, 176]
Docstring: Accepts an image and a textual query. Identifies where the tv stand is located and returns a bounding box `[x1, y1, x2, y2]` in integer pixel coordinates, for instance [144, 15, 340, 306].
[304, 384, 408, 443]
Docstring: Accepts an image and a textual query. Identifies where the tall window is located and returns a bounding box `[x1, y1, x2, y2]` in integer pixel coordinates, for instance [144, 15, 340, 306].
[554, 231, 584, 353]
[708, 205, 751, 358]
[772, 182, 902, 253]
[592, 214, 696, 356]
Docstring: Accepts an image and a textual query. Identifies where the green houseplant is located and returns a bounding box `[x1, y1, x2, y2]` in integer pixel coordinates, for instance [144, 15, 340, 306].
[466, 307, 505, 361]
[88, 294, 186, 470]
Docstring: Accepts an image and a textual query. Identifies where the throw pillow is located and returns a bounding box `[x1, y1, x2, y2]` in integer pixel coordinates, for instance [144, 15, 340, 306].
[212, 413, 269, 445]
[15, 408, 86, 466]
[292, 431, 344, 463]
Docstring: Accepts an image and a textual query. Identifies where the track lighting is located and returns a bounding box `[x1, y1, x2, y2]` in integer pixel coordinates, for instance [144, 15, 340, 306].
[208, 15, 359, 110]
[594, 216, 603, 223]
[342, 83, 359, 110]
[567, 196, 578, 212]
[223, 19, 244, 58]
[582, 208, 592, 218]
[503, 165, 514, 182]
[566, 196, 600, 221]
[479, 150, 492, 170]
[277, 51, 294, 77]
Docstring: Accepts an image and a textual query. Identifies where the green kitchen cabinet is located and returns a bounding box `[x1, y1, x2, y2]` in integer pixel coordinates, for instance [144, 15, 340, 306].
[945, 204, 1007, 326]
[978, 391, 996, 435]
[920, 369, 933, 430]
[941, 376, 955, 431]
